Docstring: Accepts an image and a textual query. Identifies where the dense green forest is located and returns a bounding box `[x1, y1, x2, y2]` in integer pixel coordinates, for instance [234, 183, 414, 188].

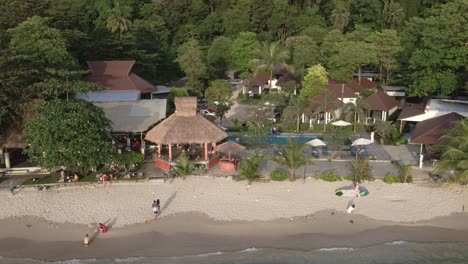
[0, 0, 467, 127]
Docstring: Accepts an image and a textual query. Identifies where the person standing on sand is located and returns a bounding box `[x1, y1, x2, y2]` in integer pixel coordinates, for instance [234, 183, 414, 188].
[157, 199, 160, 214]
[83, 234, 90, 247]
[155, 199, 159, 215]
[347, 204, 355, 214]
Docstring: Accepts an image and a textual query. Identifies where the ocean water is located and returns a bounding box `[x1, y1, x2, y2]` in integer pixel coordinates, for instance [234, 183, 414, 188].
[2, 241, 468, 264]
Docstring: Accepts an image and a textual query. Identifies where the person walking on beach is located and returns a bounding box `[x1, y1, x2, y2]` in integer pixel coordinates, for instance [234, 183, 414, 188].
[83, 234, 90, 247]
[152, 200, 159, 215]
[347, 204, 355, 214]
[157, 199, 160, 214]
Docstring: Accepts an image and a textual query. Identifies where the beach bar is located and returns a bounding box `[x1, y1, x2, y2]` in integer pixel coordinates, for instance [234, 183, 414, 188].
[145, 97, 228, 171]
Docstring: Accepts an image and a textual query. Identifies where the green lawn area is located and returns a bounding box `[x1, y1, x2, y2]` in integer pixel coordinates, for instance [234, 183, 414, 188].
[23, 176, 60, 185]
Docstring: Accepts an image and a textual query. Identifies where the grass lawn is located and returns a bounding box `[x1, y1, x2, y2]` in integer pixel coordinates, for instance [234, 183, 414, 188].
[23, 176, 60, 185]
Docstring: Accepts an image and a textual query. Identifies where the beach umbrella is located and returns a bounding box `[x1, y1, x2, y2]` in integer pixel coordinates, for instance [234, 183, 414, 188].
[306, 138, 327, 147]
[331, 120, 352, 127]
[351, 138, 374, 146]
[215, 141, 246, 160]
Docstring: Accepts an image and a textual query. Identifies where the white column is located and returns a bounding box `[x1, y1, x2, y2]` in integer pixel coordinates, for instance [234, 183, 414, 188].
[4, 151, 10, 169]
[419, 144, 424, 169]
[258, 86, 262, 95]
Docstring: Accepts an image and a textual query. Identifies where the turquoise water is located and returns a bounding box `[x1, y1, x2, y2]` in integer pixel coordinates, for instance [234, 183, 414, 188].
[2, 241, 468, 264]
[228, 134, 320, 145]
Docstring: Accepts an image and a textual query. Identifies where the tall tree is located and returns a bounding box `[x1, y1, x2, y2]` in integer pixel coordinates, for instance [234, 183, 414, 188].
[176, 39, 207, 93]
[205, 80, 233, 122]
[433, 119, 468, 185]
[300, 64, 328, 100]
[207, 36, 233, 78]
[286, 35, 320, 78]
[282, 96, 316, 133]
[382, 0, 406, 29]
[250, 41, 292, 91]
[106, 1, 132, 40]
[371, 29, 402, 85]
[7, 16, 74, 86]
[343, 97, 368, 134]
[330, 0, 350, 32]
[24, 100, 113, 174]
[404, 0, 467, 97]
[231, 32, 259, 78]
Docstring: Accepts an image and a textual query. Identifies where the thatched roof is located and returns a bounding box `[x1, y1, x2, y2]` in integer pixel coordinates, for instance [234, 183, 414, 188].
[144, 97, 228, 144]
[215, 141, 246, 153]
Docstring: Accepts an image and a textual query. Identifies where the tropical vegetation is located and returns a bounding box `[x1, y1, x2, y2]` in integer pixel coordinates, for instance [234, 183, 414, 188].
[270, 139, 311, 181]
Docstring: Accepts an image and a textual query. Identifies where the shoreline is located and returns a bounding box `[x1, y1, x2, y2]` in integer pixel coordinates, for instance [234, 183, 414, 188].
[1, 211, 468, 261]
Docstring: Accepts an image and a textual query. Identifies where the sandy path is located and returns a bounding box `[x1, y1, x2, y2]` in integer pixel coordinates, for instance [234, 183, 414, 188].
[1, 177, 467, 227]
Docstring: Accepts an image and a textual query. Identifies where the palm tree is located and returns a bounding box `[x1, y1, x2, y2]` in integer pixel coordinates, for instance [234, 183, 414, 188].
[397, 164, 412, 183]
[375, 121, 396, 145]
[433, 119, 468, 185]
[271, 139, 310, 181]
[313, 92, 339, 133]
[331, 6, 350, 32]
[106, 2, 132, 40]
[250, 41, 292, 92]
[351, 159, 373, 183]
[240, 152, 262, 184]
[283, 97, 316, 133]
[343, 97, 368, 134]
[172, 154, 194, 178]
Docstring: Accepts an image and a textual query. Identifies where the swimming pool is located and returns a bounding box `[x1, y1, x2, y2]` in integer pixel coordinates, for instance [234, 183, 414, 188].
[228, 134, 320, 145]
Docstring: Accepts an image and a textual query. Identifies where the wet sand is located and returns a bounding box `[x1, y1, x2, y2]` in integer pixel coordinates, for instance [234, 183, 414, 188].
[1, 211, 468, 261]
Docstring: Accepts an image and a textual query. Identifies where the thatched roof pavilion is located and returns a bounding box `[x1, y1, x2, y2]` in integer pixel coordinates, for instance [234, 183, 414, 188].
[145, 97, 228, 161]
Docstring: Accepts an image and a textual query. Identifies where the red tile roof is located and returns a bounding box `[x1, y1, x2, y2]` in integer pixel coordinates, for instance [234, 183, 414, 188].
[85, 61, 156, 94]
[411, 112, 465, 145]
[276, 72, 299, 86]
[327, 78, 378, 95]
[397, 103, 426, 120]
[363, 91, 399, 111]
[245, 73, 269, 87]
[327, 80, 356, 98]
[309, 92, 344, 111]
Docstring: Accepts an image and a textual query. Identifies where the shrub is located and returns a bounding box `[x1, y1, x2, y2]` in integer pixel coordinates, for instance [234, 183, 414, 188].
[383, 174, 400, 184]
[270, 169, 288, 181]
[314, 171, 342, 182]
[344, 174, 355, 181]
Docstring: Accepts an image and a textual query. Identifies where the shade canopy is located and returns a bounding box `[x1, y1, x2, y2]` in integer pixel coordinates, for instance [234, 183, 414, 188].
[331, 120, 352, 126]
[352, 138, 374, 146]
[216, 141, 246, 153]
[306, 138, 327, 147]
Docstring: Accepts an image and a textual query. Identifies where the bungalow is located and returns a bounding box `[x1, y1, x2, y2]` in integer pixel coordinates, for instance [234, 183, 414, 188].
[398, 99, 468, 132]
[308, 93, 344, 125]
[242, 73, 269, 95]
[410, 112, 465, 168]
[363, 91, 400, 124]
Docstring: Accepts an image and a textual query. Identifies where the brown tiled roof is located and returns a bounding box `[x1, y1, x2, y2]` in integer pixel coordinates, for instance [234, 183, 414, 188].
[397, 103, 426, 120]
[411, 112, 465, 145]
[85, 61, 156, 94]
[245, 73, 269, 87]
[327, 80, 356, 98]
[327, 78, 378, 95]
[363, 91, 399, 111]
[276, 72, 298, 86]
[309, 93, 344, 111]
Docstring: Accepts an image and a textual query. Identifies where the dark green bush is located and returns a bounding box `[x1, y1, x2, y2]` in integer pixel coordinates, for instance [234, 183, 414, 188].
[270, 169, 288, 181]
[383, 174, 400, 184]
[344, 174, 355, 181]
[314, 171, 342, 182]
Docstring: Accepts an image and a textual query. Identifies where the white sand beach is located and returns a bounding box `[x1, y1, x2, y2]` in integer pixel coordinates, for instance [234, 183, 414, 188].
[1, 177, 467, 227]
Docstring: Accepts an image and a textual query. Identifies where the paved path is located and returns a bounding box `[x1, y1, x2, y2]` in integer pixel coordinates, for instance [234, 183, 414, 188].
[382, 144, 420, 166]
